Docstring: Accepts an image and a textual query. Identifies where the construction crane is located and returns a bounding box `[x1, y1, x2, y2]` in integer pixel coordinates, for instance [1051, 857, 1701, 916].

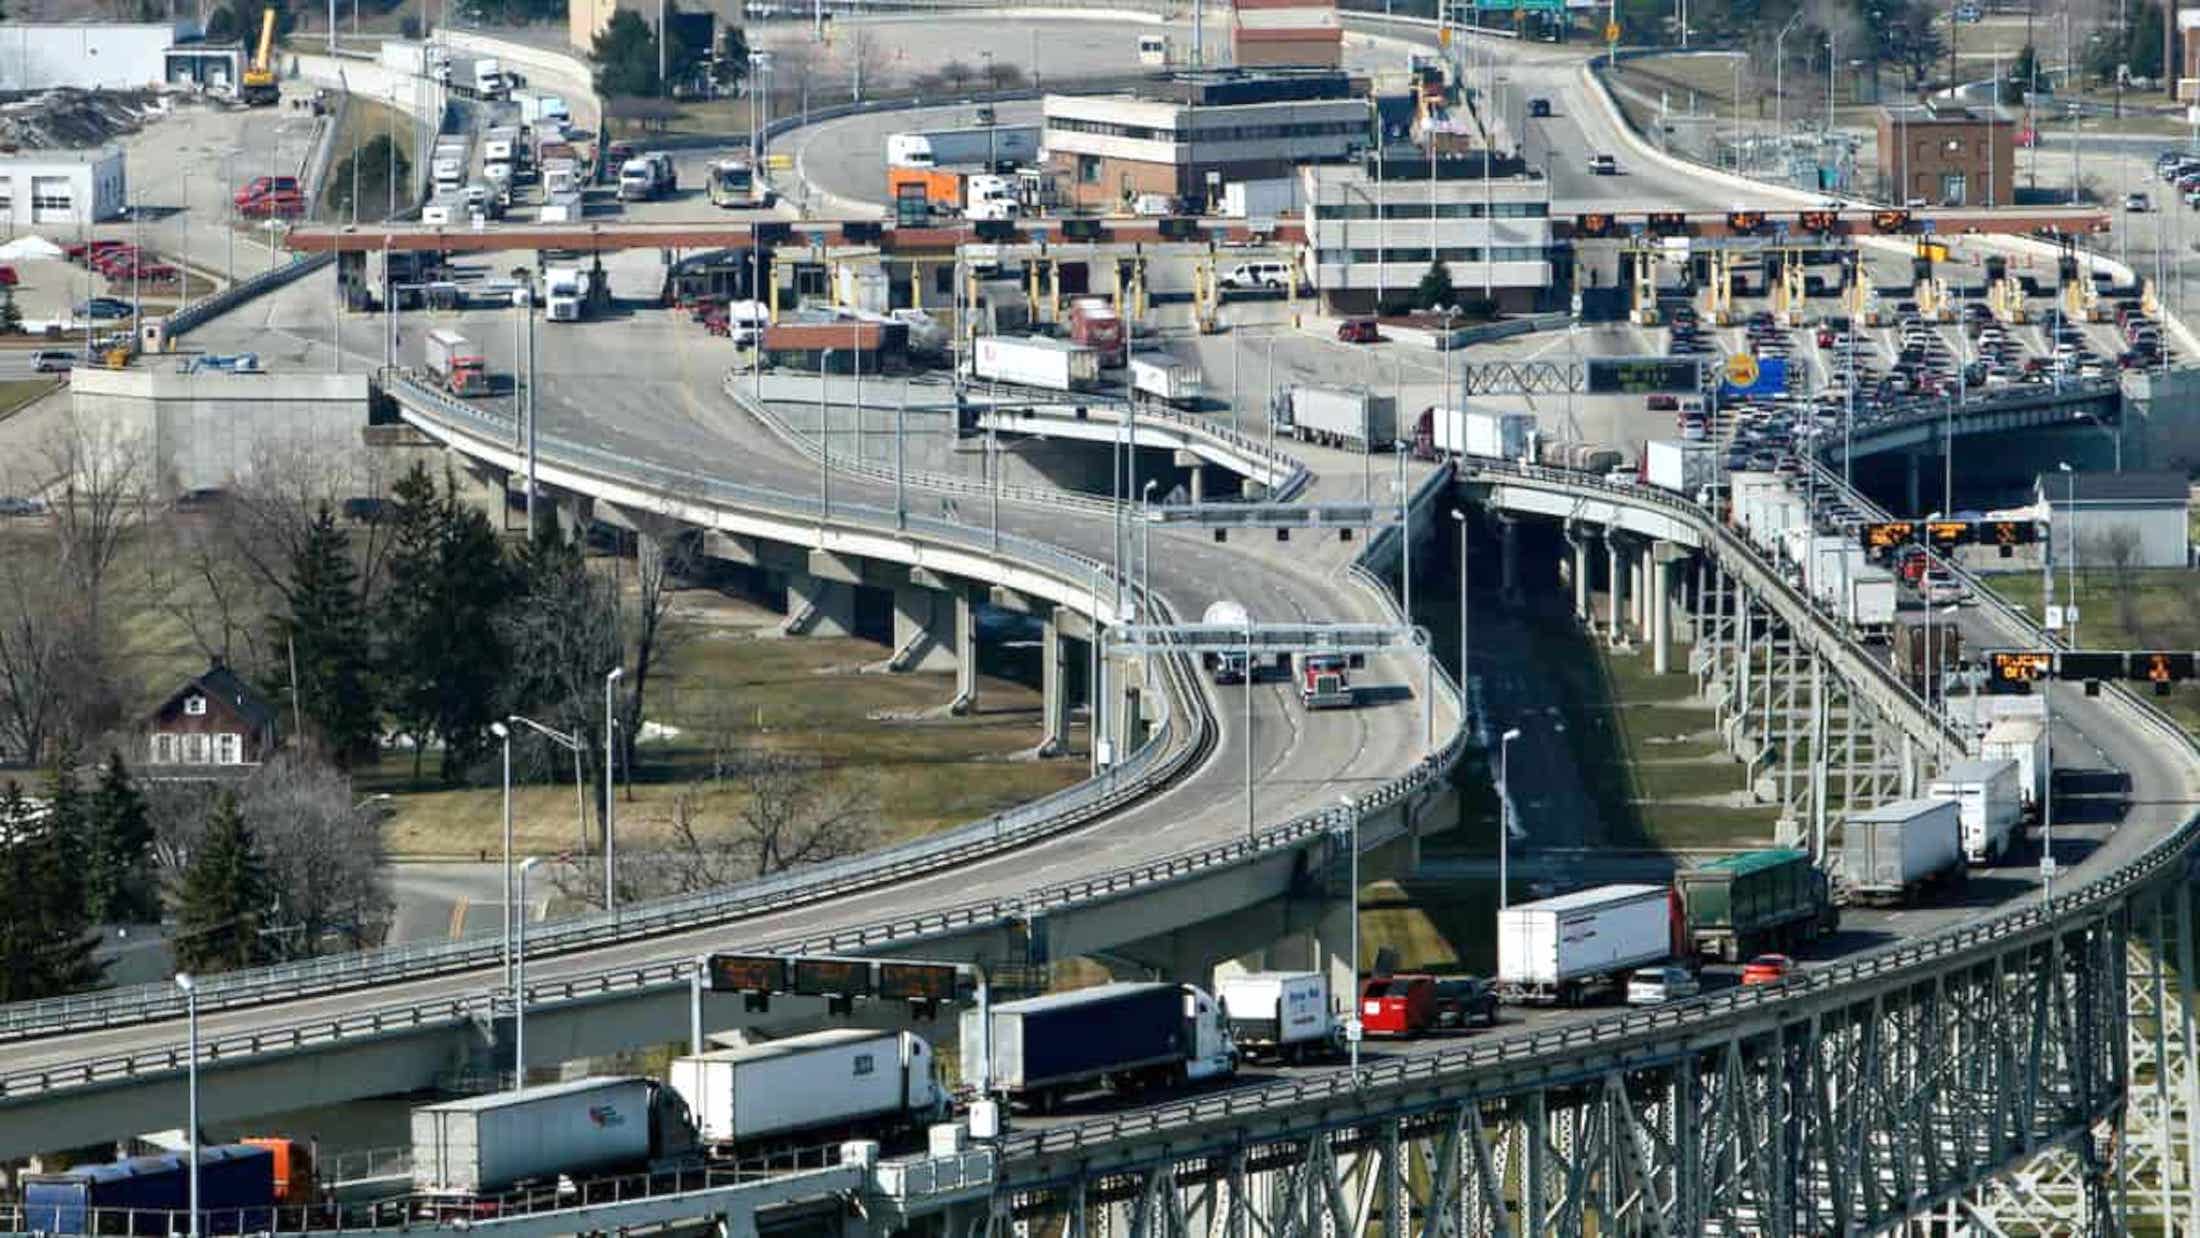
[239, 7, 279, 106]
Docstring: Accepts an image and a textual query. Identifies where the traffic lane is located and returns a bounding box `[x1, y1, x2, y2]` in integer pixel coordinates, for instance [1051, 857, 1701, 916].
[385, 863, 512, 945]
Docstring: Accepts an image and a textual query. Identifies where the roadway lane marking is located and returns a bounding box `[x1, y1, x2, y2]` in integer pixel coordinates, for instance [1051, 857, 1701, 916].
[448, 897, 469, 941]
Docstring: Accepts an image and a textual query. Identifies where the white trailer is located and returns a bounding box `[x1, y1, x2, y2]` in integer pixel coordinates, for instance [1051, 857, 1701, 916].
[411, 1077, 683, 1197]
[1928, 757, 2025, 863]
[670, 1029, 943, 1151]
[970, 336, 1099, 392]
[1201, 600, 1252, 684]
[886, 125, 1042, 169]
[1130, 353, 1203, 407]
[1282, 386, 1397, 451]
[539, 190, 583, 223]
[1845, 564, 1897, 634]
[378, 39, 446, 79]
[1981, 715, 2049, 814]
[543, 265, 591, 322]
[1496, 884, 1672, 1005]
[1645, 438, 1716, 495]
[1217, 971, 1338, 1062]
[514, 89, 571, 127]
[1837, 797, 1964, 905]
[1431, 408, 1534, 462]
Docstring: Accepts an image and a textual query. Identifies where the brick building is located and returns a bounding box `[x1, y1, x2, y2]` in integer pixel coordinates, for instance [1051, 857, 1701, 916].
[1875, 102, 2014, 208]
[1232, 0, 1342, 67]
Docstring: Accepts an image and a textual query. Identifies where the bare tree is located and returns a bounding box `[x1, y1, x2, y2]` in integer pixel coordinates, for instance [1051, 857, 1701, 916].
[2086, 523, 2147, 641]
[616, 532, 692, 783]
[236, 754, 393, 954]
[38, 412, 149, 635]
[0, 542, 77, 765]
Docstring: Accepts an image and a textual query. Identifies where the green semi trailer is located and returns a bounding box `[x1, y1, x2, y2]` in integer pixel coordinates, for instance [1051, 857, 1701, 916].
[1674, 848, 1839, 963]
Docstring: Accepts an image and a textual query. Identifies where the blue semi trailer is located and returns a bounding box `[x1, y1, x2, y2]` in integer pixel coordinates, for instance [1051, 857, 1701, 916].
[22, 1144, 275, 1235]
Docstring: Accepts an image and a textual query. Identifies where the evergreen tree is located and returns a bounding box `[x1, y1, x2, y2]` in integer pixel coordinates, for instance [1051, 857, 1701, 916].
[1415, 259, 1457, 312]
[174, 793, 271, 974]
[84, 752, 154, 924]
[379, 464, 513, 783]
[40, 745, 87, 915]
[592, 9, 662, 99]
[274, 504, 379, 765]
[0, 779, 104, 1000]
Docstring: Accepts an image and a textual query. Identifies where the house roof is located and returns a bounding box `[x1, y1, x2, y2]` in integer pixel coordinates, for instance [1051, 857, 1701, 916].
[158, 662, 279, 732]
[2036, 469, 2189, 505]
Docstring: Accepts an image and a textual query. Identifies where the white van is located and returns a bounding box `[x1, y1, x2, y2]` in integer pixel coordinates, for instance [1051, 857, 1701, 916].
[1221, 260, 1292, 290]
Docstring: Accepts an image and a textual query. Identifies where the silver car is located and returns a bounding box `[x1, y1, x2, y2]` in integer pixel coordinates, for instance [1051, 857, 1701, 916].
[1626, 966, 1702, 1006]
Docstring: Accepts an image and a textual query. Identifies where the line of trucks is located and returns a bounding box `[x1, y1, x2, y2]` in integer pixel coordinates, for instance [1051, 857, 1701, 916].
[885, 124, 1042, 221]
[1198, 600, 1358, 709]
[963, 326, 1203, 407]
[378, 39, 508, 99]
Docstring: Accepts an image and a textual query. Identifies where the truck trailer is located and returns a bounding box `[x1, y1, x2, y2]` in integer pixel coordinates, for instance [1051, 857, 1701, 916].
[962, 982, 1236, 1112]
[1674, 848, 1838, 962]
[423, 329, 489, 396]
[1217, 971, 1339, 1062]
[1201, 599, 1254, 684]
[886, 124, 1042, 170]
[1130, 352, 1202, 407]
[1644, 437, 1716, 495]
[1496, 884, 1673, 1005]
[969, 336, 1100, 392]
[1276, 385, 1397, 452]
[23, 1146, 274, 1236]
[671, 1029, 944, 1152]
[1981, 715, 2049, 815]
[1422, 407, 1534, 462]
[1837, 797, 1965, 905]
[1928, 757, 2024, 863]
[411, 1076, 695, 1199]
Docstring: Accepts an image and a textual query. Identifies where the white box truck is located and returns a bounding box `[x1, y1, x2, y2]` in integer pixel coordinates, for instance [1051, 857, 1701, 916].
[1431, 408, 1535, 462]
[410, 1077, 693, 1198]
[539, 190, 583, 223]
[1981, 715, 2049, 815]
[670, 1029, 945, 1153]
[1130, 353, 1203, 407]
[1846, 564, 1897, 634]
[1280, 386, 1397, 451]
[970, 336, 1100, 392]
[1217, 971, 1338, 1063]
[514, 89, 572, 128]
[1645, 438, 1716, 495]
[1837, 797, 1964, 905]
[543, 265, 591, 322]
[1496, 884, 1673, 1005]
[1928, 757, 2025, 863]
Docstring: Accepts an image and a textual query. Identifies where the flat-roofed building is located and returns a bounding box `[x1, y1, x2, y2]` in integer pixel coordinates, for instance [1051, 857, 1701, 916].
[1300, 152, 1553, 313]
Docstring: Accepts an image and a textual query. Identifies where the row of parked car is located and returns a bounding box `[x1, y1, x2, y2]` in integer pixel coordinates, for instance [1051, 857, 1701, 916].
[63, 240, 178, 286]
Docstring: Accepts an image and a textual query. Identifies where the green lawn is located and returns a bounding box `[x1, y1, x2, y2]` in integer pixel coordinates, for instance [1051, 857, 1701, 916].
[1978, 566, 2200, 732]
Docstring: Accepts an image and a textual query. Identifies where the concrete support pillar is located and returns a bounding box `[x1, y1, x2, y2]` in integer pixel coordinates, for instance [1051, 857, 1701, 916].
[1571, 531, 1591, 621]
[1631, 548, 1649, 636]
[1039, 609, 1071, 757]
[1906, 450, 1923, 516]
[1651, 547, 1673, 674]
[781, 571, 855, 638]
[1498, 515, 1520, 605]
[952, 590, 978, 713]
[1309, 886, 1357, 1015]
[554, 493, 593, 542]
[1190, 466, 1205, 505]
[1604, 535, 1624, 644]
[890, 584, 960, 673]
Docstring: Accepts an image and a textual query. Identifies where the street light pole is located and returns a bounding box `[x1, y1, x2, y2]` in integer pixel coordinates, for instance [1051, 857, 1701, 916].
[1340, 795, 1360, 1073]
[175, 973, 200, 1238]
[1450, 509, 1470, 735]
[1499, 728, 1522, 909]
[515, 856, 539, 1087]
[2061, 461, 2078, 644]
[492, 721, 512, 995]
[819, 349, 834, 517]
[604, 667, 624, 910]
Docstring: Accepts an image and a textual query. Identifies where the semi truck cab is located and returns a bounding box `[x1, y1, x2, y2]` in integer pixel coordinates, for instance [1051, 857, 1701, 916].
[1299, 654, 1353, 709]
[1184, 985, 1237, 1081]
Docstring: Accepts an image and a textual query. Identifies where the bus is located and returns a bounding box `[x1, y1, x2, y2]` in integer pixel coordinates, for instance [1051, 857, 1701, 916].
[708, 159, 769, 209]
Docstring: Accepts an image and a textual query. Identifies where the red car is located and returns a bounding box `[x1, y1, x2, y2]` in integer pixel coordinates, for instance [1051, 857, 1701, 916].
[233, 175, 300, 207]
[1741, 953, 1798, 986]
[1336, 317, 1380, 344]
[237, 192, 306, 218]
[1358, 974, 1438, 1035]
[0, 265, 16, 287]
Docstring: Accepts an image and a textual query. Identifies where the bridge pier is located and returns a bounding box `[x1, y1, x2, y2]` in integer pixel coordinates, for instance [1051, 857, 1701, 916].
[1650, 543, 1674, 674]
[889, 582, 961, 674]
[952, 589, 979, 713]
[783, 572, 857, 638]
[1568, 525, 1591, 621]
[1604, 532, 1626, 645]
[1038, 608, 1075, 757]
[1498, 514, 1521, 606]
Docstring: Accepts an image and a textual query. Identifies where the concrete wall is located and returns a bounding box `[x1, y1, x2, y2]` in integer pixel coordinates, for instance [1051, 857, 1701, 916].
[70, 366, 373, 499]
[0, 21, 186, 90]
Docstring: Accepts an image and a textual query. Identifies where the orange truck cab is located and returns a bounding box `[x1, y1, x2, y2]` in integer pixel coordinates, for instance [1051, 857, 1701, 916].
[887, 166, 966, 211]
[241, 1137, 314, 1204]
[1358, 974, 1437, 1036]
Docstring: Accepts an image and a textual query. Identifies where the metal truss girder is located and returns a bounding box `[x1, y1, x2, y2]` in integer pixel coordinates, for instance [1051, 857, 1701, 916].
[1103, 623, 1427, 656]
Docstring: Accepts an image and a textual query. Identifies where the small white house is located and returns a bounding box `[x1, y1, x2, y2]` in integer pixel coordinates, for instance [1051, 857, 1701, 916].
[0, 147, 127, 227]
[2037, 469, 2192, 569]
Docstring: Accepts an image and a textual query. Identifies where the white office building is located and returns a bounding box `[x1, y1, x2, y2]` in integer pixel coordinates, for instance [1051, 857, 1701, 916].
[0, 148, 127, 228]
[1300, 154, 1553, 313]
[0, 21, 196, 90]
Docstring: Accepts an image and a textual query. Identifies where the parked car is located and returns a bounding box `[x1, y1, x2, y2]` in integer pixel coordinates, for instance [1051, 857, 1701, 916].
[1741, 953, 1798, 986]
[1336, 317, 1380, 344]
[1626, 966, 1702, 1006]
[74, 297, 131, 320]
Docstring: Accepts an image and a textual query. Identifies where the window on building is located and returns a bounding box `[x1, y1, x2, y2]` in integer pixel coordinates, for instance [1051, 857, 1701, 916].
[184, 694, 207, 717]
[1078, 154, 1102, 184]
[184, 733, 210, 764]
[152, 733, 176, 764]
[30, 183, 71, 212]
[0, 184, 12, 215]
[216, 734, 242, 765]
[1939, 172, 1967, 205]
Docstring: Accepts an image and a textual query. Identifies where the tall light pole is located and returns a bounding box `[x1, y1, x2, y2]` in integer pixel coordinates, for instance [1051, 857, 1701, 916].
[1775, 12, 1804, 180]
[2060, 461, 2077, 644]
[604, 667, 624, 910]
[1450, 509, 1470, 734]
[1141, 480, 1158, 621]
[491, 720, 513, 995]
[509, 714, 587, 868]
[1339, 794, 1360, 1073]
[514, 856, 540, 1088]
[819, 348, 835, 516]
[1498, 727, 1522, 909]
[175, 973, 200, 1238]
